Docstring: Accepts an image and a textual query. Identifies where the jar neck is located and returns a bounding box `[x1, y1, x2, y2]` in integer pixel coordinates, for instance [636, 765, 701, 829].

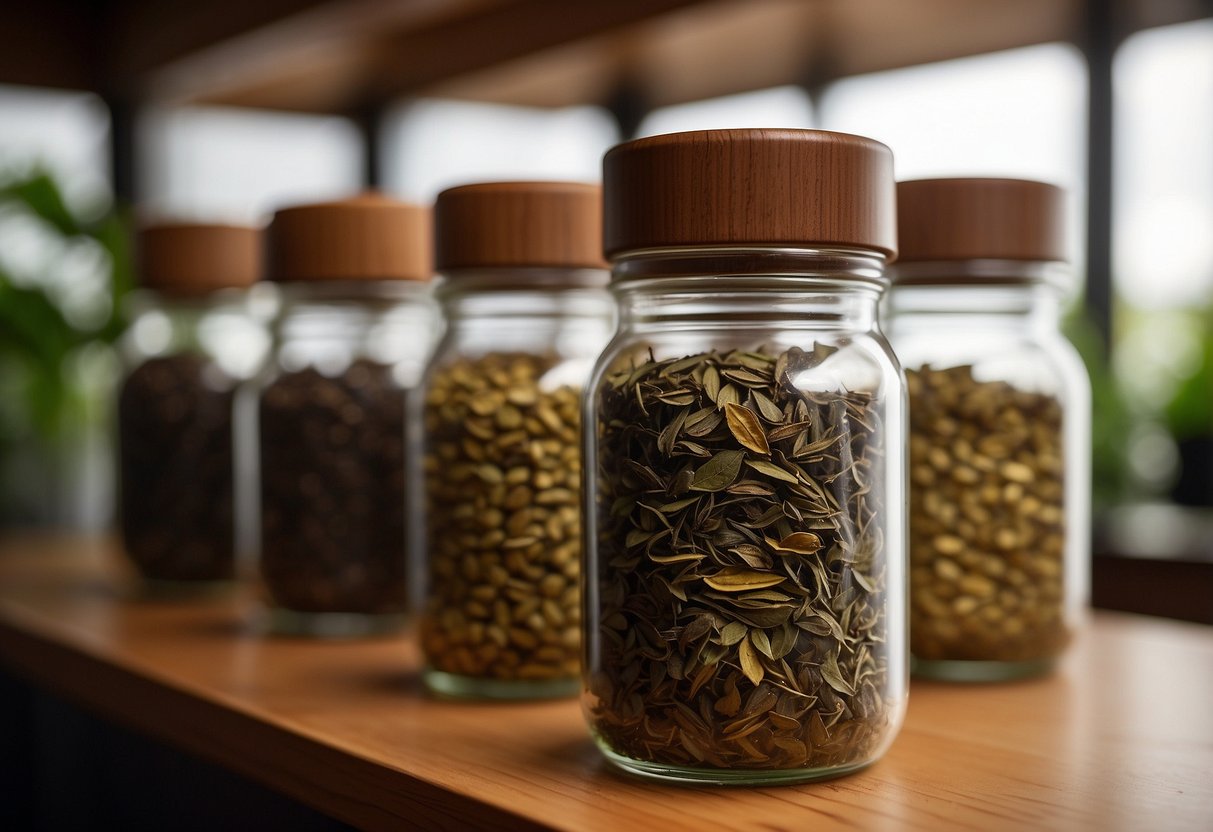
[610, 247, 887, 332]
[123, 289, 267, 380]
[886, 271, 1065, 336]
[273, 280, 437, 380]
[438, 268, 612, 327]
[276, 280, 433, 339]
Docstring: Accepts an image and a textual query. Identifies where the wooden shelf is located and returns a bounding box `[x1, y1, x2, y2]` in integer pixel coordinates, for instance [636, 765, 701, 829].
[2, 0, 1208, 114]
[1, 533, 1211, 830]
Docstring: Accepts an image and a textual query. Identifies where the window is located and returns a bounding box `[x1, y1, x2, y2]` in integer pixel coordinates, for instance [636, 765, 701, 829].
[0, 84, 110, 214]
[637, 85, 814, 137]
[821, 44, 1088, 278]
[383, 99, 617, 202]
[138, 106, 363, 223]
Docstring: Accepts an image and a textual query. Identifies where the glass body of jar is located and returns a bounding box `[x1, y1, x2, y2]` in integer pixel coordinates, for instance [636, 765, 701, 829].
[118, 289, 268, 588]
[582, 248, 908, 785]
[886, 264, 1090, 681]
[252, 281, 438, 636]
[418, 271, 614, 699]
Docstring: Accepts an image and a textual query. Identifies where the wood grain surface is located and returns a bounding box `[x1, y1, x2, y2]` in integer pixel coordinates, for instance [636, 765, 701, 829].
[0, 533, 1210, 831]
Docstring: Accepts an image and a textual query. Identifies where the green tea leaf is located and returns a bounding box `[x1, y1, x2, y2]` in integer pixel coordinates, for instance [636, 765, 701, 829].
[690, 450, 744, 492]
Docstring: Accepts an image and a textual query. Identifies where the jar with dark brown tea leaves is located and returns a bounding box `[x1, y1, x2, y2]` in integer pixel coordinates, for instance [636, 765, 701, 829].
[118, 224, 266, 590]
[253, 195, 438, 636]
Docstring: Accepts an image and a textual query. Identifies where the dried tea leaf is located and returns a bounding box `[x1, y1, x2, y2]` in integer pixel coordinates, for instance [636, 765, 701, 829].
[821, 651, 856, 696]
[658, 496, 700, 513]
[703, 364, 721, 401]
[750, 628, 775, 659]
[720, 621, 748, 646]
[746, 458, 799, 484]
[716, 384, 740, 409]
[648, 551, 706, 564]
[690, 450, 744, 492]
[723, 368, 768, 386]
[655, 390, 697, 406]
[765, 532, 824, 555]
[738, 636, 765, 685]
[750, 389, 785, 423]
[724, 402, 771, 454]
[703, 567, 786, 592]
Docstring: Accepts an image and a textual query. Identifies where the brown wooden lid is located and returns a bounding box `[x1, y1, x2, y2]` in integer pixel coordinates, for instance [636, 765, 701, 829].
[603, 128, 896, 260]
[138, 224, 261, 294]
[267, 193, 431, 282]
[897, 178, 1067, 263]
[435, 181, 605, 271]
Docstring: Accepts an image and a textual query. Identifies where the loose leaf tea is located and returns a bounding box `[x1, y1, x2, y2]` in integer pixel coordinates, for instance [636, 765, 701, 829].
[907, 365, 1068, 663]
[421, 353, 582, 685]
[587, 345, 892, 771]
[259, 359, 408, 614]
[119, 354, 236, 581]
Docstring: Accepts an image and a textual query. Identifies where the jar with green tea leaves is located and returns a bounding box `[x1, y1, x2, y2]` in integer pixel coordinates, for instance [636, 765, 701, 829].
[253, 195, 438, 636]
[886, 178, 1090, 681]
[118, 224, 267, 590]
[585, 129, 908, 784]
[419, 182, 613, 699]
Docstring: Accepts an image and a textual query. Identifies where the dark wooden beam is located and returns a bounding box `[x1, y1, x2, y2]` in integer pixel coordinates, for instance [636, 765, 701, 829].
[106, 0, 340, 80]
[354, 104, 386, 190]
[1080, 0, 1124, 353]
[0, 1, 99, 92]
[368, 0, 705, 102]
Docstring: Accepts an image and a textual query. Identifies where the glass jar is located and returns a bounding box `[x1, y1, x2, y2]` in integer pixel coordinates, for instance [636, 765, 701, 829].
[584, 130, 908, 785]
[419, 182, 613, 699]
[887, 178, 1090, 681]
[118, 224, 265, 589]
[253, 195, 437, 636]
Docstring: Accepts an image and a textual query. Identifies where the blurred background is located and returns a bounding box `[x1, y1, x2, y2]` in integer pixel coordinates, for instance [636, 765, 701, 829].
[0, 0, 1210, 618]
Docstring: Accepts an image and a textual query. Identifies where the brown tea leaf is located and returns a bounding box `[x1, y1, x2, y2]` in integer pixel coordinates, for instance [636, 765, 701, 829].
[745, 458, 798, 483]
[765, 532, 824, 555]
[725, 402, 770, 454]
[704, 567, 786, 592]
[703, 364, 721, 401]
[738, 637, 765, 685]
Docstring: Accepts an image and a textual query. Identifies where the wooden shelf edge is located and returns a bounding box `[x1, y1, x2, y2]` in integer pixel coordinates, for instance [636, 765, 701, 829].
[0, 614, 546, 832]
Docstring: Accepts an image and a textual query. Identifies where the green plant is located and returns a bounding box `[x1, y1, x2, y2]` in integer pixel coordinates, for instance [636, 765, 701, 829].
[0, 171, 133, 525]
[1063, 309, 1134, 507]
[1164, 305, 1213, 441]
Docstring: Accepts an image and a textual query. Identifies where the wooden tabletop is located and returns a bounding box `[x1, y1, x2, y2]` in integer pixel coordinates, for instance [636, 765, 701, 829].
[0, 533, 1210, 831]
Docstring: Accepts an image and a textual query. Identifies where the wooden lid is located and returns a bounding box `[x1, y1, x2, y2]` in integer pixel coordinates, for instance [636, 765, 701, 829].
[435, 181, 605, 271]
[603, 128, 896, 259]
[138, 224, 261, 294]
[267, 193, 432, 282]
[897, 178, 1067, 263]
